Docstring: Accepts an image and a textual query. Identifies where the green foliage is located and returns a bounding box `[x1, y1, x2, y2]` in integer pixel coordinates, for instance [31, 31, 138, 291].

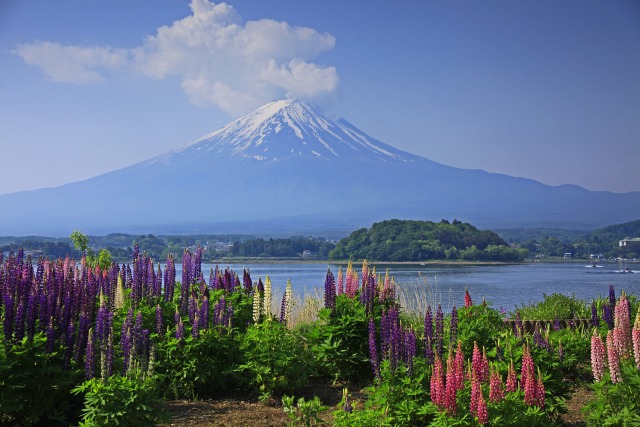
[282, 395, 327, 427]
[329, 219, 523, 262]
[456, 304, 509, 356]
[236, 320, 313, 400]
[155, 329, 242, 400]
[70, 230, 112, 270]
[306, 295, 373, 384]
[584, 363, 640, 426]
[514, 293, 589, 320]
[72, 375, 167, 427]
[0, 334, 83, 425]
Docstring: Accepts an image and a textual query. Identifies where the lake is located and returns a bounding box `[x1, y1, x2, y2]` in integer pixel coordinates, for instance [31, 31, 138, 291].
[171, 261, 640, 313]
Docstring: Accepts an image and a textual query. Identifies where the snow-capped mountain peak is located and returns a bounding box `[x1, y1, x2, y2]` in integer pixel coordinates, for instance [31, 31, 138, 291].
[153, 99, 419, 165]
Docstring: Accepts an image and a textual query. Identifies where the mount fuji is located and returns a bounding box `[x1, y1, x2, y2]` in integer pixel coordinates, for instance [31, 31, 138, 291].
[1, 99, 639, 236]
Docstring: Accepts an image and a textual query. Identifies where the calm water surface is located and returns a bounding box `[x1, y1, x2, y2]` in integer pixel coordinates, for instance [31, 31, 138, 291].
[173, 262, 640, 312]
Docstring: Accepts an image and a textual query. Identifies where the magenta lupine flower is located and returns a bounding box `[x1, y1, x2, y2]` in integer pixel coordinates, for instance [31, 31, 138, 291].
[444, 351, 457, 415]
[337, 266, 344, 296]
[477, 390, 488, 425]
[430, 356, 445, 408]
[607, 330, 622, 383]
[489, 369, 504, 402]
[243, 268, 252, 295]
[469, 372, 480, 417]
[368, 317, 380, 380]
[464, 288, 473, 307]
[454, 341, 465, 391]
[472, 342, 485, 382]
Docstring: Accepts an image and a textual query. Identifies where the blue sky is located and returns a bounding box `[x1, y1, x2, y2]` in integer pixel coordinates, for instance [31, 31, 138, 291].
[1, 0, 639, 196]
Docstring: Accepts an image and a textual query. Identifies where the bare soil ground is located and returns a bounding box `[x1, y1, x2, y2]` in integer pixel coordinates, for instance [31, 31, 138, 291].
[162, 385, 593, 426]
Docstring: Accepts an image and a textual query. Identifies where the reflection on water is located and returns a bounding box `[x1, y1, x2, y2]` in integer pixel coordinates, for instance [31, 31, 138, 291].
[169, 262, 639, 312]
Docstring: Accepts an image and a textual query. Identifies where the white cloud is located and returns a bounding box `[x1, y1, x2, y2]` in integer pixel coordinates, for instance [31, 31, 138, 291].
[15, 41, 128, 84]
[15, 0, 339, 116]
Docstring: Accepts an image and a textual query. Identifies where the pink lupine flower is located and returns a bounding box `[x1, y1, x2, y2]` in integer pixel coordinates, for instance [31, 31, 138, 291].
[632, 328, 640, 369]
[430, 356, 445, 408]
[521, 345, 535, 389]
[524, 372, 537, 406]
[464, 288, 473, 307]
[477, 390, 488, 425]
[472, 342, 483, 381]
[536, 369, 545, 408]
[480, 347, 490, 382]
[614, 292, 631, 358]
[445, 351, 458, 415]
[590, 332, 606, 382]
[506, 359, 517, 392]
[607, 330, 622, 383]
[489, 368, 505, 402]
[454, 341, 465, 391]
[337, 266, 344, 295]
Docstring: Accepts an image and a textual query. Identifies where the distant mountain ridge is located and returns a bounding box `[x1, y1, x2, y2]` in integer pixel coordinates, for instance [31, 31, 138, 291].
[0, 99, 638, 236]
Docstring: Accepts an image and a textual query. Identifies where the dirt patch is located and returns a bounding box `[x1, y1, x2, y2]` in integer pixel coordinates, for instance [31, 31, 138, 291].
[559, 385, 592, 427]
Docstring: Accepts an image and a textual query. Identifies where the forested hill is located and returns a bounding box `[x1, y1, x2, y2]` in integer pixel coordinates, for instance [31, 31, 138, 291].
[328, 219, 526, 262]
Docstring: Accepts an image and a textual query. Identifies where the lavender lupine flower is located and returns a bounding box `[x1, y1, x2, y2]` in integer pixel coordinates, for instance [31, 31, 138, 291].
[449, 306, 458, 344]
[424, 306, 434, 365]
[324, 269, 336, 310]
[591, 301, 600, 327]
[435, 304, 444, 357]
[368, 317, 380, 380]
[85, 329, 95, 379]
[590, 332, 606, 382]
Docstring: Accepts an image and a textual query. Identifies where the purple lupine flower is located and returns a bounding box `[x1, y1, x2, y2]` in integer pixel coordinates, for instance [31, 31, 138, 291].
[26, 293, 37, 341]
[85, 329, 95, 379]
[404, 327, 416, 376]
[142, 329, 150, 361]
[45, 317, 55, 353]
[591, 301, 599, 327]
[75, 313, 90, 363]
[156, 304, 163, 336]
[176, 318, 185, 342]
[368, 317, 380, 379]
[609, 285, 616, 308]
[603, 304, 614, 330]
[279, 293, 288, 324]
[243, 269, 252, 294]
[554, 317, 561, 331]
[134, 311, 144, 356]
[3, 293, 14, 340]
[449, 306, 458, 344]
[514, 311, 524, 337]
[64, 321, 75, 369]
[435, 304, 444, 358]
[192, 313, 200, 339]
[200, 296, 209, 330]
[324, 269, 336, 310]
[342, 388, 353, 413]
[225, 306, 234, 328]
[14, 301, 25, 342]
[424, 306, 434, 365]
[188, 295, 197, 325]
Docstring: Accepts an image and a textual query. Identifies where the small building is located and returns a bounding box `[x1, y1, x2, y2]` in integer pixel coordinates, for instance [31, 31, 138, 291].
[563, 252, 572, 260]
[619, 237, 640, 248]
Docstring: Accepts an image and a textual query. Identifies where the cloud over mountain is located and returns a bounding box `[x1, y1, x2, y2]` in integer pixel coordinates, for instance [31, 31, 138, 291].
[14, 0, 338, 116]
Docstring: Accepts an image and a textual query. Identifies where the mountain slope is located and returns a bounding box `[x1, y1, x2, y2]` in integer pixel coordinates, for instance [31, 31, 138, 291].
[0, 99, 638, 236]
